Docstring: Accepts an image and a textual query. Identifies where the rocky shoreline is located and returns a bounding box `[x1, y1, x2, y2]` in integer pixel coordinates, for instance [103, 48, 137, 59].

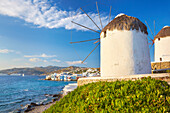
[26, 100, 59, 113]
[13, 83, 78, 113]
[13, 94, 62, 113]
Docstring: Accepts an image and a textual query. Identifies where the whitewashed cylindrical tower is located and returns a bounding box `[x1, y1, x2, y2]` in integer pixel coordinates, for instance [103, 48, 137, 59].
[100, 14, 151, 77]
[154, 26, 170, 62]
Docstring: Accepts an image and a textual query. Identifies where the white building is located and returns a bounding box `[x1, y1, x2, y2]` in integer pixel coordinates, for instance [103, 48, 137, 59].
[51, 73, 58, 80]
[154, 26, 170, 62]
[86, 68, 93, 72]
[100, 14, 151, 77]
[46, 75, 51, 80]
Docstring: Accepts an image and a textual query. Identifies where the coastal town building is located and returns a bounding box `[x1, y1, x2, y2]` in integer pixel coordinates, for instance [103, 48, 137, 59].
[100, 14, 151, 77]
[45, 68, 100, 81]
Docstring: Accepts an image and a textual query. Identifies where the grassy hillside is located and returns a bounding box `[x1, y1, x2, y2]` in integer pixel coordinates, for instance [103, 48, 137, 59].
[44, 77, 170, 113]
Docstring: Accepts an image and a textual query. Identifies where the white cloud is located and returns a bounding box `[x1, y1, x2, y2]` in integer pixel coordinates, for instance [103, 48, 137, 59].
[29, 58, 48, 62]
[0, 49, 20, 54]
[51, 59, 60, 62]
[29, 58, 41, 62]
[66, 60, 86, 65]
[24, 53, 56, 58]
[43, 60, 48, 62]
[0, 49, 14, 53]
[0, 0, 109, 31]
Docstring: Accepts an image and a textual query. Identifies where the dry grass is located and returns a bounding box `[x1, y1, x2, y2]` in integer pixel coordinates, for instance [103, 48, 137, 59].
[154, 26, 170, 40]
[101, 14, 148, 35]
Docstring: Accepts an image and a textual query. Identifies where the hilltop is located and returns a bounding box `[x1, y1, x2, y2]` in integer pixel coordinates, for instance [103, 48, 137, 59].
[0, 66, 89, 75]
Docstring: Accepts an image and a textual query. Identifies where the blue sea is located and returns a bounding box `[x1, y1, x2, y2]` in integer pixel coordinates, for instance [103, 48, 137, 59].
[0, 75, 76, 113]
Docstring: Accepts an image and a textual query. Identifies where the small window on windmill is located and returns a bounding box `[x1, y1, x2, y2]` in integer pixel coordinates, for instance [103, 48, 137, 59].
[104, 31, 106, 38]
[158, 38, 160, 41]
[160, 57, 162, 61]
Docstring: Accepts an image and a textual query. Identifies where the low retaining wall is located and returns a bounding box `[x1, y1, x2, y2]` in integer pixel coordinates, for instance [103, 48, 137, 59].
[151, 61, 170, 70]
[78, 73, 170, 86]
[63, 83, 77, 96]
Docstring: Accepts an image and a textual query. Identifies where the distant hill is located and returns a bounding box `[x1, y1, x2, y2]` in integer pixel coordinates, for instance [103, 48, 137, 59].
[0, 66, 65, 75]
[0, 66, 87, 75]
[46, 66, 88, 74]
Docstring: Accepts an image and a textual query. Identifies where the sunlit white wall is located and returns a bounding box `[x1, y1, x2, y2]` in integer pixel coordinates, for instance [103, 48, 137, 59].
[155, 36, 170, 62]
[100, 29, 151, 77]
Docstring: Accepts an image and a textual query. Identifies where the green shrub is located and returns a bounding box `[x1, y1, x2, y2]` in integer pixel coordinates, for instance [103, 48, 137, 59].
[44, 77, 170, 113]
[166, 70, 170, 73]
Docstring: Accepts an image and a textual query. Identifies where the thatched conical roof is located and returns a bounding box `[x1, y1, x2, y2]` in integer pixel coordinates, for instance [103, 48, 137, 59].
[154, 26, 170, 40]
[101, 14, 148, 35]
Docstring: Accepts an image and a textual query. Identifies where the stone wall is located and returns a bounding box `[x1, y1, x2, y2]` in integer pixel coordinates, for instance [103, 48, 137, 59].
[151, 61, 170, 70]
[78, 73, 170, 86]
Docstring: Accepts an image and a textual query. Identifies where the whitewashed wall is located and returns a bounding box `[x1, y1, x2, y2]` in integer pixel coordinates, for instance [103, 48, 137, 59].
[100, 30, 151, 77]
[155, 36, 170, 62]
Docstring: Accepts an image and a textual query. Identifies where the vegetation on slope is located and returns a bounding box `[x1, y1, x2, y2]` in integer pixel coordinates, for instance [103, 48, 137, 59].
[0, 66, 87, 75]
[44, 77, 170, 113]
[0, 66, 65, 75]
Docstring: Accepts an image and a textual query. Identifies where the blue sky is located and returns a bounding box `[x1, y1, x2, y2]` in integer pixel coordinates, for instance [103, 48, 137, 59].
[0, 0, 169, 70]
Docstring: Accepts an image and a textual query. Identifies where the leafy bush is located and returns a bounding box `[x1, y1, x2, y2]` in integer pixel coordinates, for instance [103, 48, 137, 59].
[166, 70, 170, 73]
[44, 77, 170, 113]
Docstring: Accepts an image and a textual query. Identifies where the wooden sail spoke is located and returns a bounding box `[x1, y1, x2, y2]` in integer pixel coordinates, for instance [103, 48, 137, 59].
[93, 39, 100, 44]
[109, 6, 112, 23]
[149, 43, 154, 50]
[145, 20, 154, 37]
[148, 39, 152, 42]
[148, 42, 153, 45]
[71, 21, 100, 34]
[82, 43, 100, 63]
[70, 38, 100, 44]
[80, 8, 101, 31]
[154, 20, 155, 36]
[96, 2, 103, 29]
[148, 36, 153, 41]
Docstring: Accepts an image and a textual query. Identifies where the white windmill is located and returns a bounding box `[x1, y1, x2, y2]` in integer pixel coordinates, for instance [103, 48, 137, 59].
[154, 26, 170, 62]
[71, 3, 151, 77]
[144, 21, 170, 69]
